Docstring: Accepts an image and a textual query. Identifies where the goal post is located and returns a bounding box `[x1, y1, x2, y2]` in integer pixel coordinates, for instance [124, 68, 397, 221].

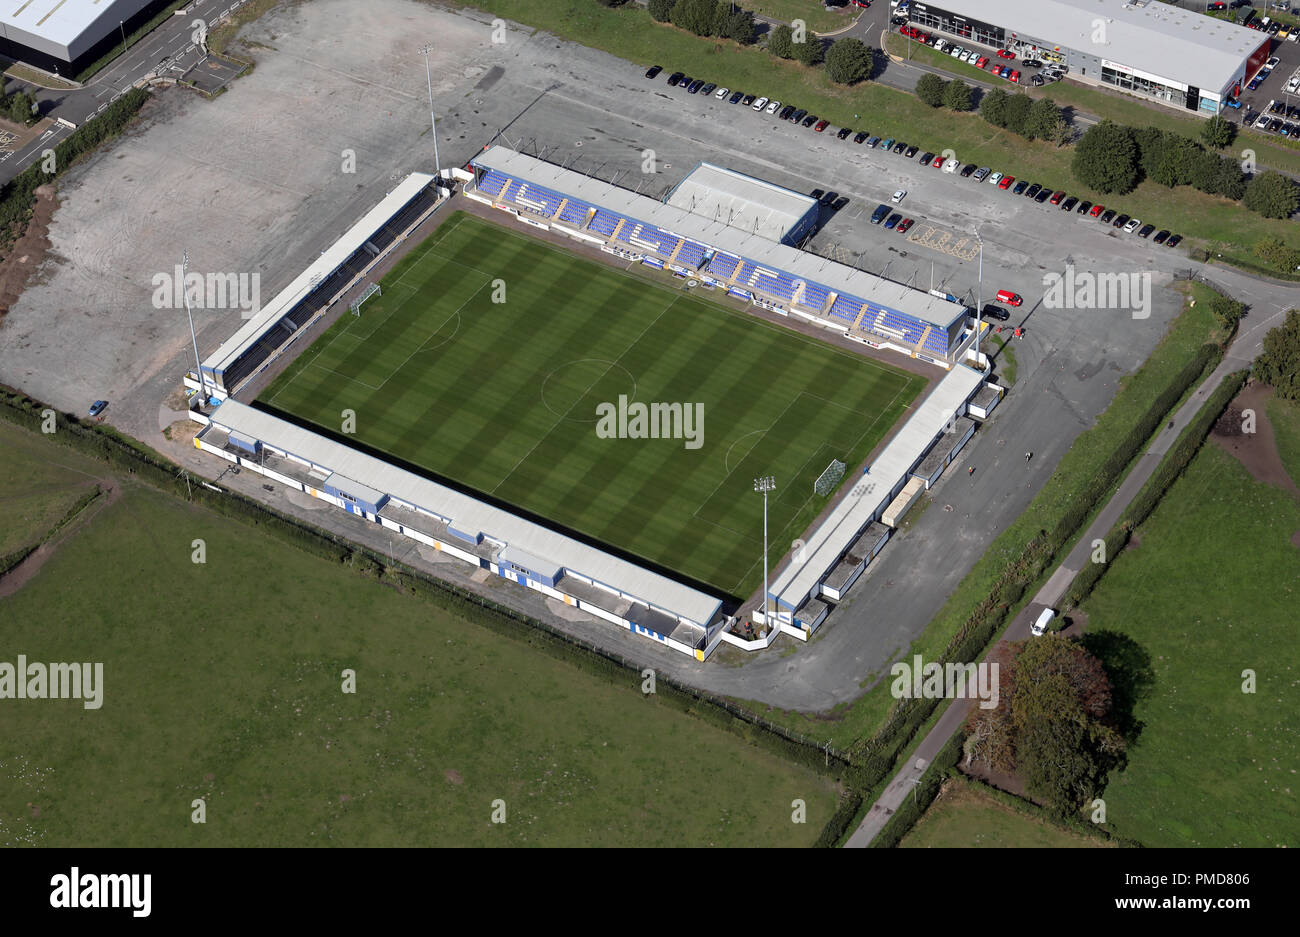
[350, 282, 381, 316]
[814, 459, 846, 497]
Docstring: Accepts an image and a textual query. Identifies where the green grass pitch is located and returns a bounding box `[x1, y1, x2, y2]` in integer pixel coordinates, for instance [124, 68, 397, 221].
[261, 212, 925, 600]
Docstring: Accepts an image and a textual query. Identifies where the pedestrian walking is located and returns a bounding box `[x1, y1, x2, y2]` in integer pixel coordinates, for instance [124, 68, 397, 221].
[1025, 451, 1032, 462]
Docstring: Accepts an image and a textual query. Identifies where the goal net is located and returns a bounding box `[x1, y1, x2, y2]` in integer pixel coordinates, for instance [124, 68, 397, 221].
[813, 459, 846, 496]
[350, 282, 382, 316]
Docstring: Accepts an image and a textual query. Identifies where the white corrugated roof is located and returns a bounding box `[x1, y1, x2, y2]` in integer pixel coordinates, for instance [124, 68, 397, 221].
[1, 0, 152, 55]
[770, 364, 985, 609]
[203, 173, 436, 378]
[925, 0, 1266, 94]
[207, 400, 723, 627]
[473, 147, 968, 330]
[667, 163, 816, 243]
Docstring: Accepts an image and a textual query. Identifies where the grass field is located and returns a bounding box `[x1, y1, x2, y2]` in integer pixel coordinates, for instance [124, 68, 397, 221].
[901, 780, 1105, 848]
[0, 425, 838, 847]
[0, 422, 99, 556]
[261, 212, 924, 600]
[1077, 411, 1300, 847]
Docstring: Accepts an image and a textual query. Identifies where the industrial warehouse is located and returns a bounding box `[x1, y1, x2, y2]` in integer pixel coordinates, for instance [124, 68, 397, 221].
[185, 157, 1005, 659]
[0, 0, 154, 67]
[906, 0, 1270, 114]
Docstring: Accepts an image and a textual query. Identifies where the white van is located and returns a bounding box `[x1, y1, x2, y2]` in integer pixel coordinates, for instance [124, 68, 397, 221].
[1031, 607, 1056, 636]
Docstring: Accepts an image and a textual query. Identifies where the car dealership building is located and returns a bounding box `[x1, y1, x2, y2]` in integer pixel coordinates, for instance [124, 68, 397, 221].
[906, 0, 1270, 114]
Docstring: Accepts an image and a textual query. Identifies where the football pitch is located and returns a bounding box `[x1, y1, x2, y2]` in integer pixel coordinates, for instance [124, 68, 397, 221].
[261, 212, 925, 599]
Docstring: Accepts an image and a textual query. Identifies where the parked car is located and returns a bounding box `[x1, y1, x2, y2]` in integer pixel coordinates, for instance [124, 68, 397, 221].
[897, 217, 915, 234]
[88, 399, 108, 417]
[870, 203, 891, 224]
[1076, 200, 1092, 214]
[987, 171, 1004, 185]
[973, 166, 991, 181]
[1123, 217, 1142, 233]
[1112, 213, 1131, 228]
[904, 144, 919, 157]
[1100, 209, 1117, 224]
[838, 126, 853, 139]
[1060, 196, 1078, 211]
[701, 82, 717, 96]
[997, 49, 1015, 59]
[1049, 190, 1067, 205]
[667, 71, 685, 86]
[892, 189, 907, 203]
[867, 136, 882, 147]
[678, 76, 694, 91]
[645, 65, 663, 79]
[982, 304, 1010, 321]
[854, 130, 870, 143]
[1012, 179, 1028, 194]
[1153, 229, 1170, 244]
[1089, 203, 1106, 217]
[1030, 74, 1045, 87]
[893, 140, 908, 153]
[1138, 223, 1155, 238]
[766, 99, 781, 114]
[995, 289, 1023, 306]
[1034, 188, 1052, 203]
[919, 151, 935, 165]
[881, 137, 896, 149]
[729, 91, 744, 104]
[974, 56, 989, 69]
[884, 212, 903, 229]
[688, 79, 704, 93]
[1024, 182, 1042, 198]
[943, 157, 961, 172]
[779, 104, 796, 119]
[1165, 234, 1183, 248]
[960, 163, 977, 177]
[1008, 70, 1021, 83]
[715, 86, 731, 99]
[820, 190, 839, 207]
[998, 175, 1016, 190]
[815, 119, 830, 132]
[752, 95, 769, 110]
[1224, 97, 1243, 109]
[802, 113, 819, 126]
[741, 93, 756, 105]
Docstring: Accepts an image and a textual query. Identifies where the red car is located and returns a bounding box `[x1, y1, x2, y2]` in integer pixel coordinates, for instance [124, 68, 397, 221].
[997, 49, 1015, 60]
[1008, 70, 1021, 83]
[995, 289, 1023, 306]
[897, 218, 914, 234]
[1089, 204, 1105, 217]
[814, 119, 829, 132]
[1049, 189, 1066, 205]
[998, 175, 1015, 189]
[974, 56, 989, 69]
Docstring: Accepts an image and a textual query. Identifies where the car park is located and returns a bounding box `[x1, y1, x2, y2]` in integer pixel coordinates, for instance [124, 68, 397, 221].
[1012, 180, 1028, 194]
[960, 163, 977, 177]
[815, 119, 829, 132]
[1112, 213, 1131, 228]
[730, 91, 745, 104]
[919, 151, 934, 165]
[1089, 203, 1105, 217]
[904, 144, 919, 157]
[1034, 187, 1052, 203]
[1153, 229, 1170, 244]
[88, 400, 109, 417]
[995, 289, 1023, 306]
[987, 171, 1003, 185]
[1076, 200, 1092, 214]
[715, 86, 730, 99]
[1124, 217, 1142, 233]
[871, 204, 891, 224]
[1024, 182, 1042, 198]
[892, 189, 907, 202]
[701, 82, 717, 96]
[998, 175, 1016, 189]
[897, 218, 915, 234]
[867, 136, 882, 147]
[646, 65, 663, 79]
[1166, 234, 1183, 248]
[1100, 209, 1116, 224]
[667, 71, 684, 86]
[973, 166, 991, 181]
[752, 95, 769, 110]
[884, 213, 902, 229]
[1060, 196, 1078, 211]
[981, 304, 1010, 321]
[1138, 224, 1155, 238]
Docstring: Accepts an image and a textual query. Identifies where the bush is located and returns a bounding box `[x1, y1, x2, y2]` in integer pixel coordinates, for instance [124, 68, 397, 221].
[766, 23, 794, 58]
[916, 72, 946, 108]
[979, 87, 1009, 127]
[1243, 170, 1300, 219]
[648, 0, 673, 21]
[1201, 113, 1236, 150]
[825, 37, 872, 85]
[794, 35, 825, 66]
[1072, 120, 1140, 195]
[724, 9, 756, 44]
[1254, 309, 1300, 401]
[670, 0, 718, 36]
[813, 791, 864, 847]
[943, 79, 973, 111]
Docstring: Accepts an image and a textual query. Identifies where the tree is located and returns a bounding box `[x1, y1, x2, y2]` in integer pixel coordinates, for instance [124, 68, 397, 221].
[6, 92, 35, 126]
[1071, 120, 1140, 195]
[767, 24, 794, 59]
[1254, 236, 1300, 274]
[793, 35, 825, 66]
[594, 0, 627, 6]
[943, 78, 973, 111]
[825, 37, 872, 85]
[1133, 125, 1167, 178]
[648, 0, 674, 22]
[1201, 113, 1236, 150]
[670, 0, 717, 37]
[1003, 93, 1033, 136]
[1213, 157, 1248, 201]
[1254, 309, 1300, 400]
[1243, 170, 1300, 218]
[1149, 135, 1201, 188]
[709, 0, 729, 37]
[724, 9, 756, 44]
[1024, 98, 1063, 141]
[916, 72, 947, 108]
[979, 87, 1010, 127]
